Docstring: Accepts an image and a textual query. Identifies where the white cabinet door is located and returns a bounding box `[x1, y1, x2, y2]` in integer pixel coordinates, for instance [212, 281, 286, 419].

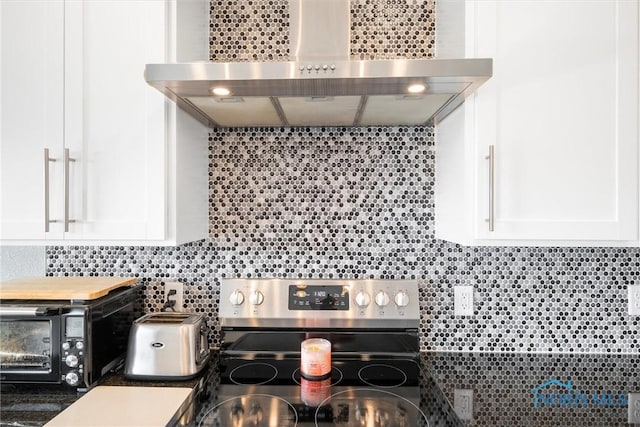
[435, 0, 639, 246]
[0, 1, 65, 240]
[63, 0, 167, 241]
[1, 0, 212, 246]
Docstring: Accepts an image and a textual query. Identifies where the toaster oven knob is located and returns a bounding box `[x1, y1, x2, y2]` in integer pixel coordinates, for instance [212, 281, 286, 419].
[374, 291, 390, 307]
[75, 341, 84, 350]
[355, 291, 371, 307]
[249, 290, 264, 305]
[65, 354, 79, 368]
[65, 371, 80, 386]
[394, 290, 410, 307]
[62, 341, 71, 350]
[229, 290, 245, 306]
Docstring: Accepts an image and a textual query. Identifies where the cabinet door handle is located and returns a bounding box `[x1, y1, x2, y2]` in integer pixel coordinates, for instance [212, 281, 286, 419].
[486, 145, 495, 232]
[63, 148, 76, 232]
[44, 148, 57, 232]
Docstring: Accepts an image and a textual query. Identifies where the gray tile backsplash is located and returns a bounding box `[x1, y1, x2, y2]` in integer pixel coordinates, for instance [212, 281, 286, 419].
[47, 0, 639, 354]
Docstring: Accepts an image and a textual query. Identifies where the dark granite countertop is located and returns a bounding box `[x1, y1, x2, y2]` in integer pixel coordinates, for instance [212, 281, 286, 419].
[421, 352, 640, 427]
[2, 352, 638, 427]
[0, 384, 78, 427]
[0, 356, 218, 427]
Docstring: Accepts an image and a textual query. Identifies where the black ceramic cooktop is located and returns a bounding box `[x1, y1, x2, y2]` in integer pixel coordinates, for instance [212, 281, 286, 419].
[197, 355, 462, 427]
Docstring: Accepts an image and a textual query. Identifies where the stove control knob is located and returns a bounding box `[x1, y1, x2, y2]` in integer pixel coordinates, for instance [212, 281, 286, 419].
[229, 290, 245, 306]
[355, 291, 371, 307]
[62, 341, 71, 351]
[375, 290, 390, 307]
[65, 354, 79, 368]
[249, 290, 264, 305]
[65, 371, 80, 386]
[394, 290, 410, 307]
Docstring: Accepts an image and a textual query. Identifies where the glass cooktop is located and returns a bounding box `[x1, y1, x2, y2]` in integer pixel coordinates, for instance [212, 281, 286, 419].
[197, 356, 463, 427]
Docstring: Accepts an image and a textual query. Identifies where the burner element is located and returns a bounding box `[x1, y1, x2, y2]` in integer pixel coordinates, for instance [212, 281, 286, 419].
[229, 362, 278, 385]
[199, 394, 298, 427]
[315, 389, 429, 427]
[357, 364, 408, 388]
[292, 366, 344, 387]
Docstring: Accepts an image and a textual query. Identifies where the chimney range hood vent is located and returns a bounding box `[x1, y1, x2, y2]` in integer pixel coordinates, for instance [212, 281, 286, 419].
[145, 0, 492, 128]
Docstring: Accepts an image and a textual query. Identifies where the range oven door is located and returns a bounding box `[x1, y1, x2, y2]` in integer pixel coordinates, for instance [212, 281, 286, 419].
[0, 306, 62, 384]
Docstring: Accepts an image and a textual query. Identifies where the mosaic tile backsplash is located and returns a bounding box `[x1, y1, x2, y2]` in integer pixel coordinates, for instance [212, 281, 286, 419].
[47, 0, 639, 354]
[48, 126, 640, 354]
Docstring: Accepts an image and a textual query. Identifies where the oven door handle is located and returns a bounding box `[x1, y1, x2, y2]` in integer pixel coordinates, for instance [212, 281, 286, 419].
[0, 306, 62, 316]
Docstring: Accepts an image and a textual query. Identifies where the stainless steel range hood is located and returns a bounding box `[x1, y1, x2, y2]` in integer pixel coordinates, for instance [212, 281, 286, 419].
[145, 0, 492, 128]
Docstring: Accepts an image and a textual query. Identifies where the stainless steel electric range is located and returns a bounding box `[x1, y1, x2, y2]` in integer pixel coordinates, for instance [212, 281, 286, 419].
[197, 278, 463, 427]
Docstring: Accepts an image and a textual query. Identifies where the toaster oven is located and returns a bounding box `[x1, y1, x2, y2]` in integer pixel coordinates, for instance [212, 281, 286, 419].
[0, 285, 138, 391]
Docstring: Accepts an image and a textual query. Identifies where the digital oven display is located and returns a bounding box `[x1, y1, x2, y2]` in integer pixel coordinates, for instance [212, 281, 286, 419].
[288, 285, 349, 310]
[65, 317, 84, 338]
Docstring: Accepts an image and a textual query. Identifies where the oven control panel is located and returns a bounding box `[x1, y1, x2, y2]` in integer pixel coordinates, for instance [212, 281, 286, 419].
[219, 279, 419, 329]
[288, 285, 350, 311]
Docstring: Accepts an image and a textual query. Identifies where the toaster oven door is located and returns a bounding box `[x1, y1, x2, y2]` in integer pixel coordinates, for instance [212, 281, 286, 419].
[0, 306, 62, 384]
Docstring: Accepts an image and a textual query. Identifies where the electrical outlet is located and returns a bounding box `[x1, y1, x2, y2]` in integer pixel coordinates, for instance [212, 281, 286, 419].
[629, 393, 640, 424]
[629, 285, 640, 316]
[164, 281, 184, 311]
[454, 286, 474, 316]
[454, 388, 474, 421]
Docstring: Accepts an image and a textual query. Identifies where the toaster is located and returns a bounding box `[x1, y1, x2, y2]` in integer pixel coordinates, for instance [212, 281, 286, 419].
[124, 312, 210, 380]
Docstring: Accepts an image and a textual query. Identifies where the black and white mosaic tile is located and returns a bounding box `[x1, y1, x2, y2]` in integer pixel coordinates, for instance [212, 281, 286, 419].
[48, 126, 640, 353]
[46, 0, 639, 354]
[209, 0, 436, 61]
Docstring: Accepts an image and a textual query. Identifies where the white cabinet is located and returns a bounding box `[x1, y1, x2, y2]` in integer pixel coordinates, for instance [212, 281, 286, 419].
[1, 0, 209, 245]
[435, 0, 639, 246]
[1, 1, 65, 240]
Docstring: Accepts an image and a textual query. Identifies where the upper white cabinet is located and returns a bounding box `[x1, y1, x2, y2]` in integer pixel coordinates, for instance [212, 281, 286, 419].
[1, 1, 65, 240]
[435, 0, 639, 246]
[1, 0, 209, 245]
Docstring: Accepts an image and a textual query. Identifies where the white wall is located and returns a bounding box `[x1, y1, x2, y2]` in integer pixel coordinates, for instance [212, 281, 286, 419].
[0, 246, 46, 280]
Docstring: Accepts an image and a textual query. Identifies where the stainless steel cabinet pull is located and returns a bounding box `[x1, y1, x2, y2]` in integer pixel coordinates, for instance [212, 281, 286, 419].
[486, 145, 495, 232]
[63, 148, 76, 232]
[44, 148, 57, 232]
[44, 148, 77, 233]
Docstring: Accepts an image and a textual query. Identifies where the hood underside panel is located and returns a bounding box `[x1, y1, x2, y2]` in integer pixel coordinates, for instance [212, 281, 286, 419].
[145, 58, 492, 128]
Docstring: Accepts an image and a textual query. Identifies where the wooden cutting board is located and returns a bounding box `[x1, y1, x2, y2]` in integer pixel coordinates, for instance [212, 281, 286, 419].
[44, 386, 193, 427]
[0, 276, 137, 300]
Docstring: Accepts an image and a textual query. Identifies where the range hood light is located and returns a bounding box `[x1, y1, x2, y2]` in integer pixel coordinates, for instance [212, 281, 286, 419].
[211, 87, 231, 96]
[407, 84, 427, 94]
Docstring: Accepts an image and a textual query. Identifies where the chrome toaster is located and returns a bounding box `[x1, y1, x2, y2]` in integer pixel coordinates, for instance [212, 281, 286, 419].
[124, 312, 210, 380]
